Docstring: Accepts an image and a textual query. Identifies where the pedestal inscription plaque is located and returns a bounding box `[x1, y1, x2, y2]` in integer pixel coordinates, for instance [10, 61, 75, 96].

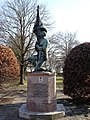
[27, 72, 57, 112]
[33, 83, 48, 97]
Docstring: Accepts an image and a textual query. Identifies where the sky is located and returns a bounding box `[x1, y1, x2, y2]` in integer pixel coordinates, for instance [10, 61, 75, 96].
[39, 0, 90, 43]
[0, 0, 90, 43]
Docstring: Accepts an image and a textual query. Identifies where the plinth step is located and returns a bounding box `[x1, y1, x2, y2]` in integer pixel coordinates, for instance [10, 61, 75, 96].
[19, 104, 65, 120]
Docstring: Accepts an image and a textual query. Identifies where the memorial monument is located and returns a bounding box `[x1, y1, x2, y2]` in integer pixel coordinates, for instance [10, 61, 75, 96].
[19, 5, 65, 120]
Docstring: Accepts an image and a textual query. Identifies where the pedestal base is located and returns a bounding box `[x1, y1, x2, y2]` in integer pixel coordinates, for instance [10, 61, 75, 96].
[19, 104, 65, 120]
[27, 72, 57, 112]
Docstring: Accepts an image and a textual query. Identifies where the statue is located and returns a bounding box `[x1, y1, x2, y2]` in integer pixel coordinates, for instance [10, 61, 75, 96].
[28, 6, 48, 72]
[34, 26, 48, 71]
[27, 6, 55, 72]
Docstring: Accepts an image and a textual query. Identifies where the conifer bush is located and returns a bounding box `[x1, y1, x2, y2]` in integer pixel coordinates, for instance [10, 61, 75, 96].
[63, 43, 90, 99]
[0, 45, 20, 86]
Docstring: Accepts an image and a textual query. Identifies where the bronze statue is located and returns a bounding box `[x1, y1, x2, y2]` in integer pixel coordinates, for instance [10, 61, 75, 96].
[34, 26, 48, 71]
[28, 6, 48, 71]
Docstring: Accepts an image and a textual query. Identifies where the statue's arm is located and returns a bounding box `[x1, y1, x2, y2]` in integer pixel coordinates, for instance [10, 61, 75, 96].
[35, 43, 42, 51]
[35, 39, 48, 51]
[42, 39, 48, 51]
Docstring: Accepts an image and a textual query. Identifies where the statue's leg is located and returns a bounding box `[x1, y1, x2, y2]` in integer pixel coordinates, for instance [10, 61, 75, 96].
[34, 51, 46, 71]
[35, 58, 44, 71]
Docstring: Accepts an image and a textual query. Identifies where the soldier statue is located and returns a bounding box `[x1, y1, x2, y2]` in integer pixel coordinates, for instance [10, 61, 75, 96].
[28, 6, 48, 71]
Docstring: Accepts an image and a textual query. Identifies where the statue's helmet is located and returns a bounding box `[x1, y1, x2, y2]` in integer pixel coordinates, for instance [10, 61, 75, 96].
[38, 25, 47, 33]
[33, 25, 47, 37]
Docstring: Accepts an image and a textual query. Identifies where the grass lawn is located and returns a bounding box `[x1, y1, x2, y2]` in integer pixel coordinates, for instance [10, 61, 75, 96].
[56, 76, 63, 83]
[56, 76, 63, 91]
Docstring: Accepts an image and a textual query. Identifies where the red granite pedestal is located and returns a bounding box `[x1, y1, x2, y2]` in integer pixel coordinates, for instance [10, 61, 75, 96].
[19, 71, 65, 120]
[27, 72, 57, 112]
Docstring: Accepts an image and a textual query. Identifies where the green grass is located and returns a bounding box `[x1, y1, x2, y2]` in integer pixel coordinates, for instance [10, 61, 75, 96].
[56, 80, 63, 84]
[56, 76, 63, 90]
[16, 79, 27, 89]
[24, 80, 28, 86]
[56, 76, 63, 83]
[56, 76, 63, 80]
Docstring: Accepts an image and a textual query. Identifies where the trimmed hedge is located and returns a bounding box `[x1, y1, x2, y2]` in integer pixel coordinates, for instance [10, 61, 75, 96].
[0, 45, 20, 85]
[63, 43, 90, 99]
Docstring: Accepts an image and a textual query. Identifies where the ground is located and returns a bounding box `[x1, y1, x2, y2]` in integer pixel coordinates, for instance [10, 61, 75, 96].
[0, 82, 90, 120]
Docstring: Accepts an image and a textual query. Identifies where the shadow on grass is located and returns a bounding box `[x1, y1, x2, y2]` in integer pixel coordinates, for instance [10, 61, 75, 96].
[0, 102, 25, 120]
[57, 97, 90, 117]
[0, 98, 90, 119]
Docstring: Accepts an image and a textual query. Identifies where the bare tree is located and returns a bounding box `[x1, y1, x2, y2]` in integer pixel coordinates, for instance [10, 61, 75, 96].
[1, 0, 52, 84]
[57, 32, 80, 58]
[48, 32, 80, 74]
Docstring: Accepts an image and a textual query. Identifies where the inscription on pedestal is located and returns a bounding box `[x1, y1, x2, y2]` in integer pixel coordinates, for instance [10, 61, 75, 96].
[33, 83, 48, 97]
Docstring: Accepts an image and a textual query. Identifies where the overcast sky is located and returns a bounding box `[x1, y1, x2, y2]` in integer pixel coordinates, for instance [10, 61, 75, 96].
[39, 0, 90, 43]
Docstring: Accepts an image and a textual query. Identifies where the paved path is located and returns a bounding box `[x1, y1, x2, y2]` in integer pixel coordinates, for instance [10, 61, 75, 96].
[0, 88, 90, 120]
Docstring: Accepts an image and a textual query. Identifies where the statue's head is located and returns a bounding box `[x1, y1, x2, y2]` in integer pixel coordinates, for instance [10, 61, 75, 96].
[33, 25, 47, 37]
[38, 25, 47, 33]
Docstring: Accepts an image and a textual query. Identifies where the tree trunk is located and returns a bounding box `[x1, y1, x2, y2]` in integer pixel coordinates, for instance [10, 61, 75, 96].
[19, 64, 24, 84]
[19, 54, 24, 84]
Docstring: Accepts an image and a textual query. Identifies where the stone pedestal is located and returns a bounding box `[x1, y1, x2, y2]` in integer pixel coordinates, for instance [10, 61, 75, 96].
[27, 72, 57, 112]
[19, 71, 65, 120]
